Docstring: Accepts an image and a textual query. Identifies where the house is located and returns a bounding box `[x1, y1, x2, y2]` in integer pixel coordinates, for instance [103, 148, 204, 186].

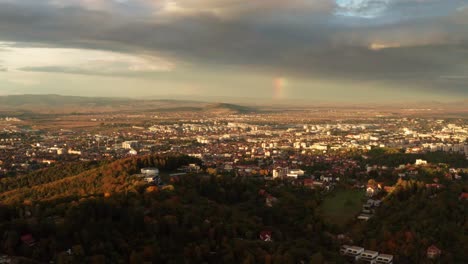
[272, 167, 289, 179]
[258, 189, 267, 196]
[223, 163, 233, 171]
[303, 179, 314, 189]
[376, 254, 393, 264]
[367, 199, 381, 207]
[289, 169, 305, 176]
[427, 245, 442, 259]
[141, 167, 159, 176]
[144, 176, 160, 183]
[20, 234, 36, 247]
[343, 246, 364, 261]
[459, 192, 468, 201]
[358, 250, 379, 263]
[366, 185, 379, 197]
[321, 175, 333, 182]
[340, 245, 351, 255]
[357, 214, 372, 221]
[265, 195, 278, 207]
[415, 159, 428, 166]
[362, 204, 373, 214]
[259, 231, 272, 242]
[425, 183, 444, 189]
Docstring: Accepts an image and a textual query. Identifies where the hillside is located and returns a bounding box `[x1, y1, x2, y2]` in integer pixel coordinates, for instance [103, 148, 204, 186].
[0, 94, 255, 114]
[0, 155, 200, 204]
[0, 155, 339, 263]
[203, 103, 256, 114]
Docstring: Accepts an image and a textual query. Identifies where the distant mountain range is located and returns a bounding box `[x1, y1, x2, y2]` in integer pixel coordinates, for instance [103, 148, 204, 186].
[0, 94, 257, 114]
[0, 94, 465, 115]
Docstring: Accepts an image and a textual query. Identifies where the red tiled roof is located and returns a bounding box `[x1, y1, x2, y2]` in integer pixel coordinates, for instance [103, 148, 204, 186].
[427, 245, 441, 253]
[260, 231, 272, 241]
[21, 234, 33, 242]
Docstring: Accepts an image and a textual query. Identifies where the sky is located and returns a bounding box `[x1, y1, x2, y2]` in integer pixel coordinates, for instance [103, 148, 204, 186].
[0, 0, 467, 103]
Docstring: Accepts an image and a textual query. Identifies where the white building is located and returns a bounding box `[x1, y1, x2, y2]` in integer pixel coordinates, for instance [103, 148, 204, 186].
[359, 250, 379, 263]
[57, 148, 65, 155]
[140, 168, 160, 184]
[289, 169, 305, 176]
[141, 168, 159, 176]
[376, 254, 394, 264]
[122, 141, 139, 149]
[68, 149, 82, 155]
[343, 246, 365, 261]
[310, 144, 327, 151]
[415, 159, 428, 166]
[272, 167, 289, 178]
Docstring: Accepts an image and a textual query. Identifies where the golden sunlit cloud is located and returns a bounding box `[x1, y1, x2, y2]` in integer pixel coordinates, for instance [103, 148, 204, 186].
[0, 42, 174, 75]
[369, 43, 401, 51]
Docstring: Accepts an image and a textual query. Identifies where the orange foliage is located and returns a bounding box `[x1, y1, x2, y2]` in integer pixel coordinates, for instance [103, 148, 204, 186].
[146, 186, 159, 193]
[162, 185, 175, 191]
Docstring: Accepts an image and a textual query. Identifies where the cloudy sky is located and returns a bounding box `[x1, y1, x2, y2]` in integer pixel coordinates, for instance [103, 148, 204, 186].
[0, 0, 467, 102]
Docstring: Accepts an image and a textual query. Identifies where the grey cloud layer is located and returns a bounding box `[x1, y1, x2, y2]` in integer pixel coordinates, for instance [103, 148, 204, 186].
[0, 0, 467, 96]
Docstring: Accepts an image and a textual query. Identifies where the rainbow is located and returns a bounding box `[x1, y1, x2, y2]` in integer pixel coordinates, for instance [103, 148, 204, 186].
[273, 77, 287, 100]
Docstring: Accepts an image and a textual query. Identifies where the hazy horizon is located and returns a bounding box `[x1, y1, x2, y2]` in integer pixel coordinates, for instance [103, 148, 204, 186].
[0, 93, 467, 109]
[1, 1, 467, 102]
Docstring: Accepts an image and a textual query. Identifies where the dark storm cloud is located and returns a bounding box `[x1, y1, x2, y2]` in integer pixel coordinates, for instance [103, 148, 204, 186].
[0, 0, 467, 96]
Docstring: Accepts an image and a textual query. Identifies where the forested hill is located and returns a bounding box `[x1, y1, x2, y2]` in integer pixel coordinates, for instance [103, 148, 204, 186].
[0, 155, 200, 204]
[0, 155, 338, 263]
[352, 179, 468, 263]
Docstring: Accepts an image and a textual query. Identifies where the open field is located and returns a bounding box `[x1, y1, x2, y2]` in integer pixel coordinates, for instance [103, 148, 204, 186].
[320, 188, 365, 227]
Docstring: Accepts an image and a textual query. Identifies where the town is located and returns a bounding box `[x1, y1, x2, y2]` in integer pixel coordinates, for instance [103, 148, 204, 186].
[1, 112, 467, 178]
[0, 109, 467, 263]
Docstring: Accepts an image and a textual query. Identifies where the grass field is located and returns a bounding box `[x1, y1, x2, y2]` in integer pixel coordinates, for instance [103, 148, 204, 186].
[320, 188, 365, 227]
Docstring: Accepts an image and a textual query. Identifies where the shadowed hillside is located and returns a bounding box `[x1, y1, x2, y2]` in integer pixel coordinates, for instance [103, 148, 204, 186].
[0, 94, 256, 114]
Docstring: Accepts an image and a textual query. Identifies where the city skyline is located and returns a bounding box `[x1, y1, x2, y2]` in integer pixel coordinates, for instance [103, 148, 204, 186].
[0, 0, 467, 102]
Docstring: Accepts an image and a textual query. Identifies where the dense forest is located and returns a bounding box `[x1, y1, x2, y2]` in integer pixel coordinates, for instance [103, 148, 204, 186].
[353, 179, 468, 264]
[0, 155, 339, 263]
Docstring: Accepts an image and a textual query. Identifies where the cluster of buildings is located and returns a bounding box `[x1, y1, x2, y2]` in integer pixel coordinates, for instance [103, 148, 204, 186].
[0, 115, 466, 181]
[340, 245, 393, 264]
[357, 199, 382, 221]
[339, 244, 443, 263]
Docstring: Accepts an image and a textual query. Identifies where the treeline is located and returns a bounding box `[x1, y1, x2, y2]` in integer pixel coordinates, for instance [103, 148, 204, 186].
[366, 148, 468, 167]
[0, 173, 339, 263]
